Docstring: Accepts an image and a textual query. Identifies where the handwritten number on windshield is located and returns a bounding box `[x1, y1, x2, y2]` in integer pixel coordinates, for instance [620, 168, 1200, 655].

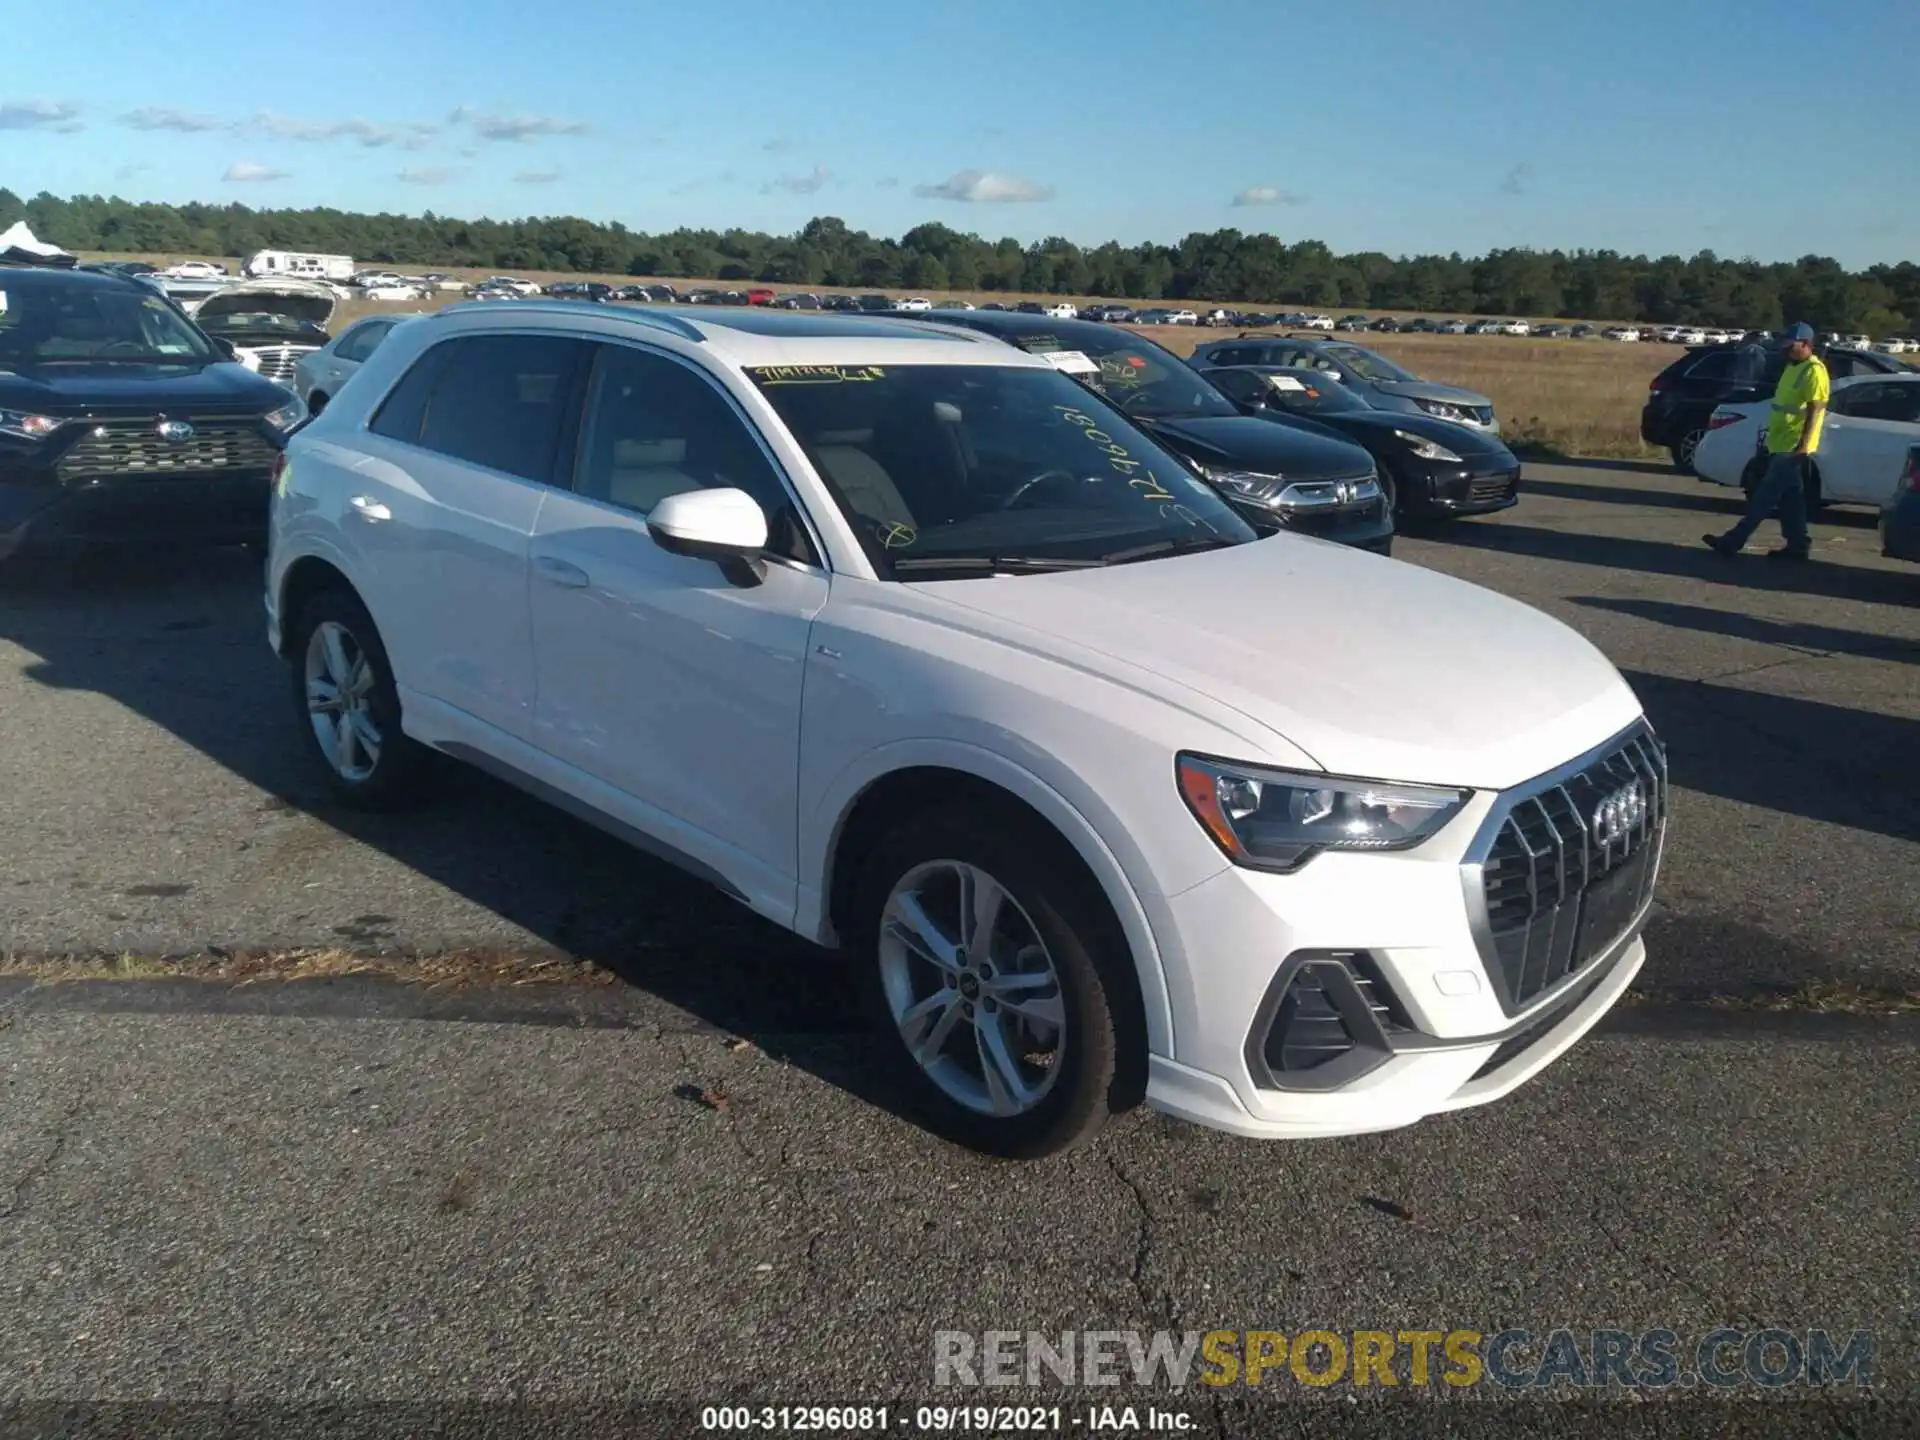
[1054, 405, 1174, 502]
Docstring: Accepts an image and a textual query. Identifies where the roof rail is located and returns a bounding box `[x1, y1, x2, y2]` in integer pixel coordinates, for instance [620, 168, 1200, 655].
[434, 298, 706, 341]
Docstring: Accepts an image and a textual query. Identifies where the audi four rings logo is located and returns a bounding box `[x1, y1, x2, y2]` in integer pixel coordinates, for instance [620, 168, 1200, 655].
[157, 420, 195, 442]
[1591, 781, 1647, 846]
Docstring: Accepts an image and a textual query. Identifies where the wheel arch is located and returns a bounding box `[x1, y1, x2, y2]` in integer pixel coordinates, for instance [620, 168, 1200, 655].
[811, 751, 1174, 1059]
[275, 554, 358, 659]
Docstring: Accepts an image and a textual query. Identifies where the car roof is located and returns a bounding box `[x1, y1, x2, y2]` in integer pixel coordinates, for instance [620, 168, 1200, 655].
[423, 299, 1045, 370]
[0, 263, 151, 293]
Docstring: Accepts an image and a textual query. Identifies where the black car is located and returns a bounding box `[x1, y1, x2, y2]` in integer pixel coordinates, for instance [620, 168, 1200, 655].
[898, 309, 1394, 551]
[1642, 341, 1912, 473]
[855, 294, 894, 313]
[821, 294, 861, 312]
[1203, 365, 1521, 520]
[1369, 317, 1402, 333]
[0, 263, 303, 559]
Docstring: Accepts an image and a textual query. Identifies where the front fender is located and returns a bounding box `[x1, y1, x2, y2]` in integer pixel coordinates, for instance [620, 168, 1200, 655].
[797, 737, 1179, 1059]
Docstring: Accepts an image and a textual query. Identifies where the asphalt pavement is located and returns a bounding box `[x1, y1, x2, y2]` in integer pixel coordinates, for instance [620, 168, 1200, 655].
[0, 458, 1915, 1433]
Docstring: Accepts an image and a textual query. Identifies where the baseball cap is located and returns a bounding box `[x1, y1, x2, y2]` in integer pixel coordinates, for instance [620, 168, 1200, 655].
[1781, 322, 1816, 343]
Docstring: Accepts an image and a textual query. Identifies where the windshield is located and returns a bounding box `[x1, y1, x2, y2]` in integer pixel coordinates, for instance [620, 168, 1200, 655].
[1258, 368, 1373, 414]
[0, 282, 214, 365]
[982, 329, 1240, 420]
[747, 362, 1256, 577]
[1317, 342, 1416, 383]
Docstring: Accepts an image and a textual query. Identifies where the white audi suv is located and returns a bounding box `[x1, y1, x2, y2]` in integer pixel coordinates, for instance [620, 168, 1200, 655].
[264, 302, 1666, 1157]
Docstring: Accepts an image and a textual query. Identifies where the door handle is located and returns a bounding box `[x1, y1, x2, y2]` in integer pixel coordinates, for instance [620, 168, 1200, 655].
[533, 555, 590, 588]
[348, 496, 391, 522]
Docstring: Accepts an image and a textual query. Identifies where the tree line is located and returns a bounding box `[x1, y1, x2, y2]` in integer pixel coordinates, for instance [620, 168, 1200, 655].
[5, 187, 1915, 333]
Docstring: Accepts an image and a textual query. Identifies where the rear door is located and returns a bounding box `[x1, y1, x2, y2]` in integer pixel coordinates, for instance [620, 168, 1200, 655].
[1824, 380, 1920, 505]
[348, 332, 591, 740]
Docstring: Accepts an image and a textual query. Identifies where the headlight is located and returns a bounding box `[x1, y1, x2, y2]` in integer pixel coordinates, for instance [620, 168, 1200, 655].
[262, 397, 308, 434]
[1414, 399, 1470, 423]
[1193, 463, 1287, 507]
[0, 410, 62, 440]
[1176, 753, 1467, 870]
[1392, 429, 1464, 463]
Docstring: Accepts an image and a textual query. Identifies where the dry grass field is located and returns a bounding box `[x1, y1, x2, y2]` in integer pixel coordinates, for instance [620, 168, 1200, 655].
[90, 252, 1671, 458]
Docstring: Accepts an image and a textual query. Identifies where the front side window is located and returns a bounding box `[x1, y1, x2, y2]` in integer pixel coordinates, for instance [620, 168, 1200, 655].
[1254, 368, 1373, 414]
[335, 319, 395, 363]
[572, 344, 816, 563]
[747, 362, 1255, 577]
[1317, 342, 1416, 383]
[0, 282, 213, 365]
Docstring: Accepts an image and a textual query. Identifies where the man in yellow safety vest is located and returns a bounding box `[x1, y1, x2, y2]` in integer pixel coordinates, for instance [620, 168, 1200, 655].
[1704, 322, 1829, 561]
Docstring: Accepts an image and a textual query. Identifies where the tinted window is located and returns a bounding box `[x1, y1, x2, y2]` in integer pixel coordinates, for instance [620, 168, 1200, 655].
[574, 344, 816, 563]
[368, 338, 458, 444]
[1205, 346, 1263, 368]
[1839, 381, 1920, 423]
[1207, 369, 1269, 403]
[335, 319, 394, 363]
[416, 334, 590, 482]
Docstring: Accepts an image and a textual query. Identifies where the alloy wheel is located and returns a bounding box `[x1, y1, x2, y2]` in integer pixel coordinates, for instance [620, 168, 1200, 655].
[304, 620, 383, 782]
[877, 860, 1066, 1117]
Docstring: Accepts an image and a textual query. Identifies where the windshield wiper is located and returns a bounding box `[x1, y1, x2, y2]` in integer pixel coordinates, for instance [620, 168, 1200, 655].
[892, 555, 1111, 574]
[1099, 534, 1243, 565]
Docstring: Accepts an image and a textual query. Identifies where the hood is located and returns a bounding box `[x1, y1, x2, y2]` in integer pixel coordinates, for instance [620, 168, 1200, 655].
[0, 361, 291, 418]
[1297, 408, 1515, 457]
[0, 222, 75, 267]
[905, 535, 1642, 790]
[1143, 414, 1375, 481]
[1371, 378, 1494, 407]
[195, 280, 336, 329]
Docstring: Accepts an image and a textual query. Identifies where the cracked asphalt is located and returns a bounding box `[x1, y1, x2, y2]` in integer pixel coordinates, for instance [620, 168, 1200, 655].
[0, 459, 1915, 1433]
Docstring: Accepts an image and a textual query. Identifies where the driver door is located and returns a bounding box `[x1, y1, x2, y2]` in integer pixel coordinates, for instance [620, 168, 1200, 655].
[526, 341, 829, 924]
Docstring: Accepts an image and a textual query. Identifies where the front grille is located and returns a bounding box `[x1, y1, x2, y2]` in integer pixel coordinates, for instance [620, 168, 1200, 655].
[1477, 727, 1667, 1012]
[58, 421, 279, 482]
[246, 345, 312, 382]
[1469, 472, 1517, 503]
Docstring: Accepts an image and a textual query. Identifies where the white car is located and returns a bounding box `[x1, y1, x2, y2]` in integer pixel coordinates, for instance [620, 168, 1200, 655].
[471, 276, 542, 297]
[291, 313, 418, 413]
[1693, 373, 1920, 509]
[1164, 309, 1198, 325]
[1041, 302, 1078, 320]
[894, 297, 933, 312]
[163, 259, 227, 280]
[1498, 320, 1531, 336]
[266, 303, 1663, 1157]
[360, 284, 427, 302]
[1603, 327, 1642, 342]
[1298, 314, 1335, 331]
[1674, 329, 1707, 346]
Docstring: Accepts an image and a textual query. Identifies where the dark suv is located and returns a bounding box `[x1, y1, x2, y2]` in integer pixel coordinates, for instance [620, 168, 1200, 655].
[0, 262, 305, 560]
[1642, 342, 1911, 473]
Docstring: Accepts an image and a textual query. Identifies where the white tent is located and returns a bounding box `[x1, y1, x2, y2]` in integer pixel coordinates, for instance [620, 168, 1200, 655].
[0, 222, 76, 266]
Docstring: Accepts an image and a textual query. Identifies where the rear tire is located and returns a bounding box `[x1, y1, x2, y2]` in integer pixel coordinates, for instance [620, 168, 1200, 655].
[1670, 427, 1706, 474]
[288, 586, 428, 809]
[847, 806, 1141, 1159]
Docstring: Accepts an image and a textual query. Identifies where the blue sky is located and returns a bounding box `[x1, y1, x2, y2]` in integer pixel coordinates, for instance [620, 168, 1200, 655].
[3, 0, 1914, 268]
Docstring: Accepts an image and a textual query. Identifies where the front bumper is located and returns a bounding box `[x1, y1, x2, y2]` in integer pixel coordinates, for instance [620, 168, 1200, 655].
[1139, 719, 1663, 1138]
[1236, 497, 1395, 553]
[1402, 457, 1521, 517]
[0, 472, 272, 560]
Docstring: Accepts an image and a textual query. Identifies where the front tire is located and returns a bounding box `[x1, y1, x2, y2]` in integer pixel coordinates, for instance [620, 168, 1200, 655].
[288, 586, 427, 809]
[1670, 427, 1706, 474]
[848, 807, 1140, 1158]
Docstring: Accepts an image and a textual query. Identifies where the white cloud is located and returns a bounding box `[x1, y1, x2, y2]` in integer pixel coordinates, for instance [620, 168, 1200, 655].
[448, 105, 588, 141]
[876, 176, 900, 190]
[765, 164, 830, 196]
[223, 161, 289, 183]
[1231, 185, 1305, 207]
[1500, 161, 1534, 196]
[120, 106, 226, 133]
[912, 168, 1052, 203]
[0, 99, 83, 132]
[514, 169, 562, 184]
[398, 167, 462, 185]
[252, 113, 438, 148]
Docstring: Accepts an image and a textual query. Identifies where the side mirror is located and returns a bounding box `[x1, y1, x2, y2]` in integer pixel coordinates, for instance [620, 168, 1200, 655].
[210, 337, 238, 360]
[647, 487, 769, 587]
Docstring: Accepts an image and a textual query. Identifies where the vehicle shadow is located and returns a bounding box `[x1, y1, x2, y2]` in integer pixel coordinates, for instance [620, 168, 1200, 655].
[1523, 475, 1880, 529]
[0, 549, 898, 1119]
[1533, 456, 1679, 477]
[1432, 519, 1918, 607]
[1622, 668, 1918, 845]
[1576, 596, 1920, 664]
